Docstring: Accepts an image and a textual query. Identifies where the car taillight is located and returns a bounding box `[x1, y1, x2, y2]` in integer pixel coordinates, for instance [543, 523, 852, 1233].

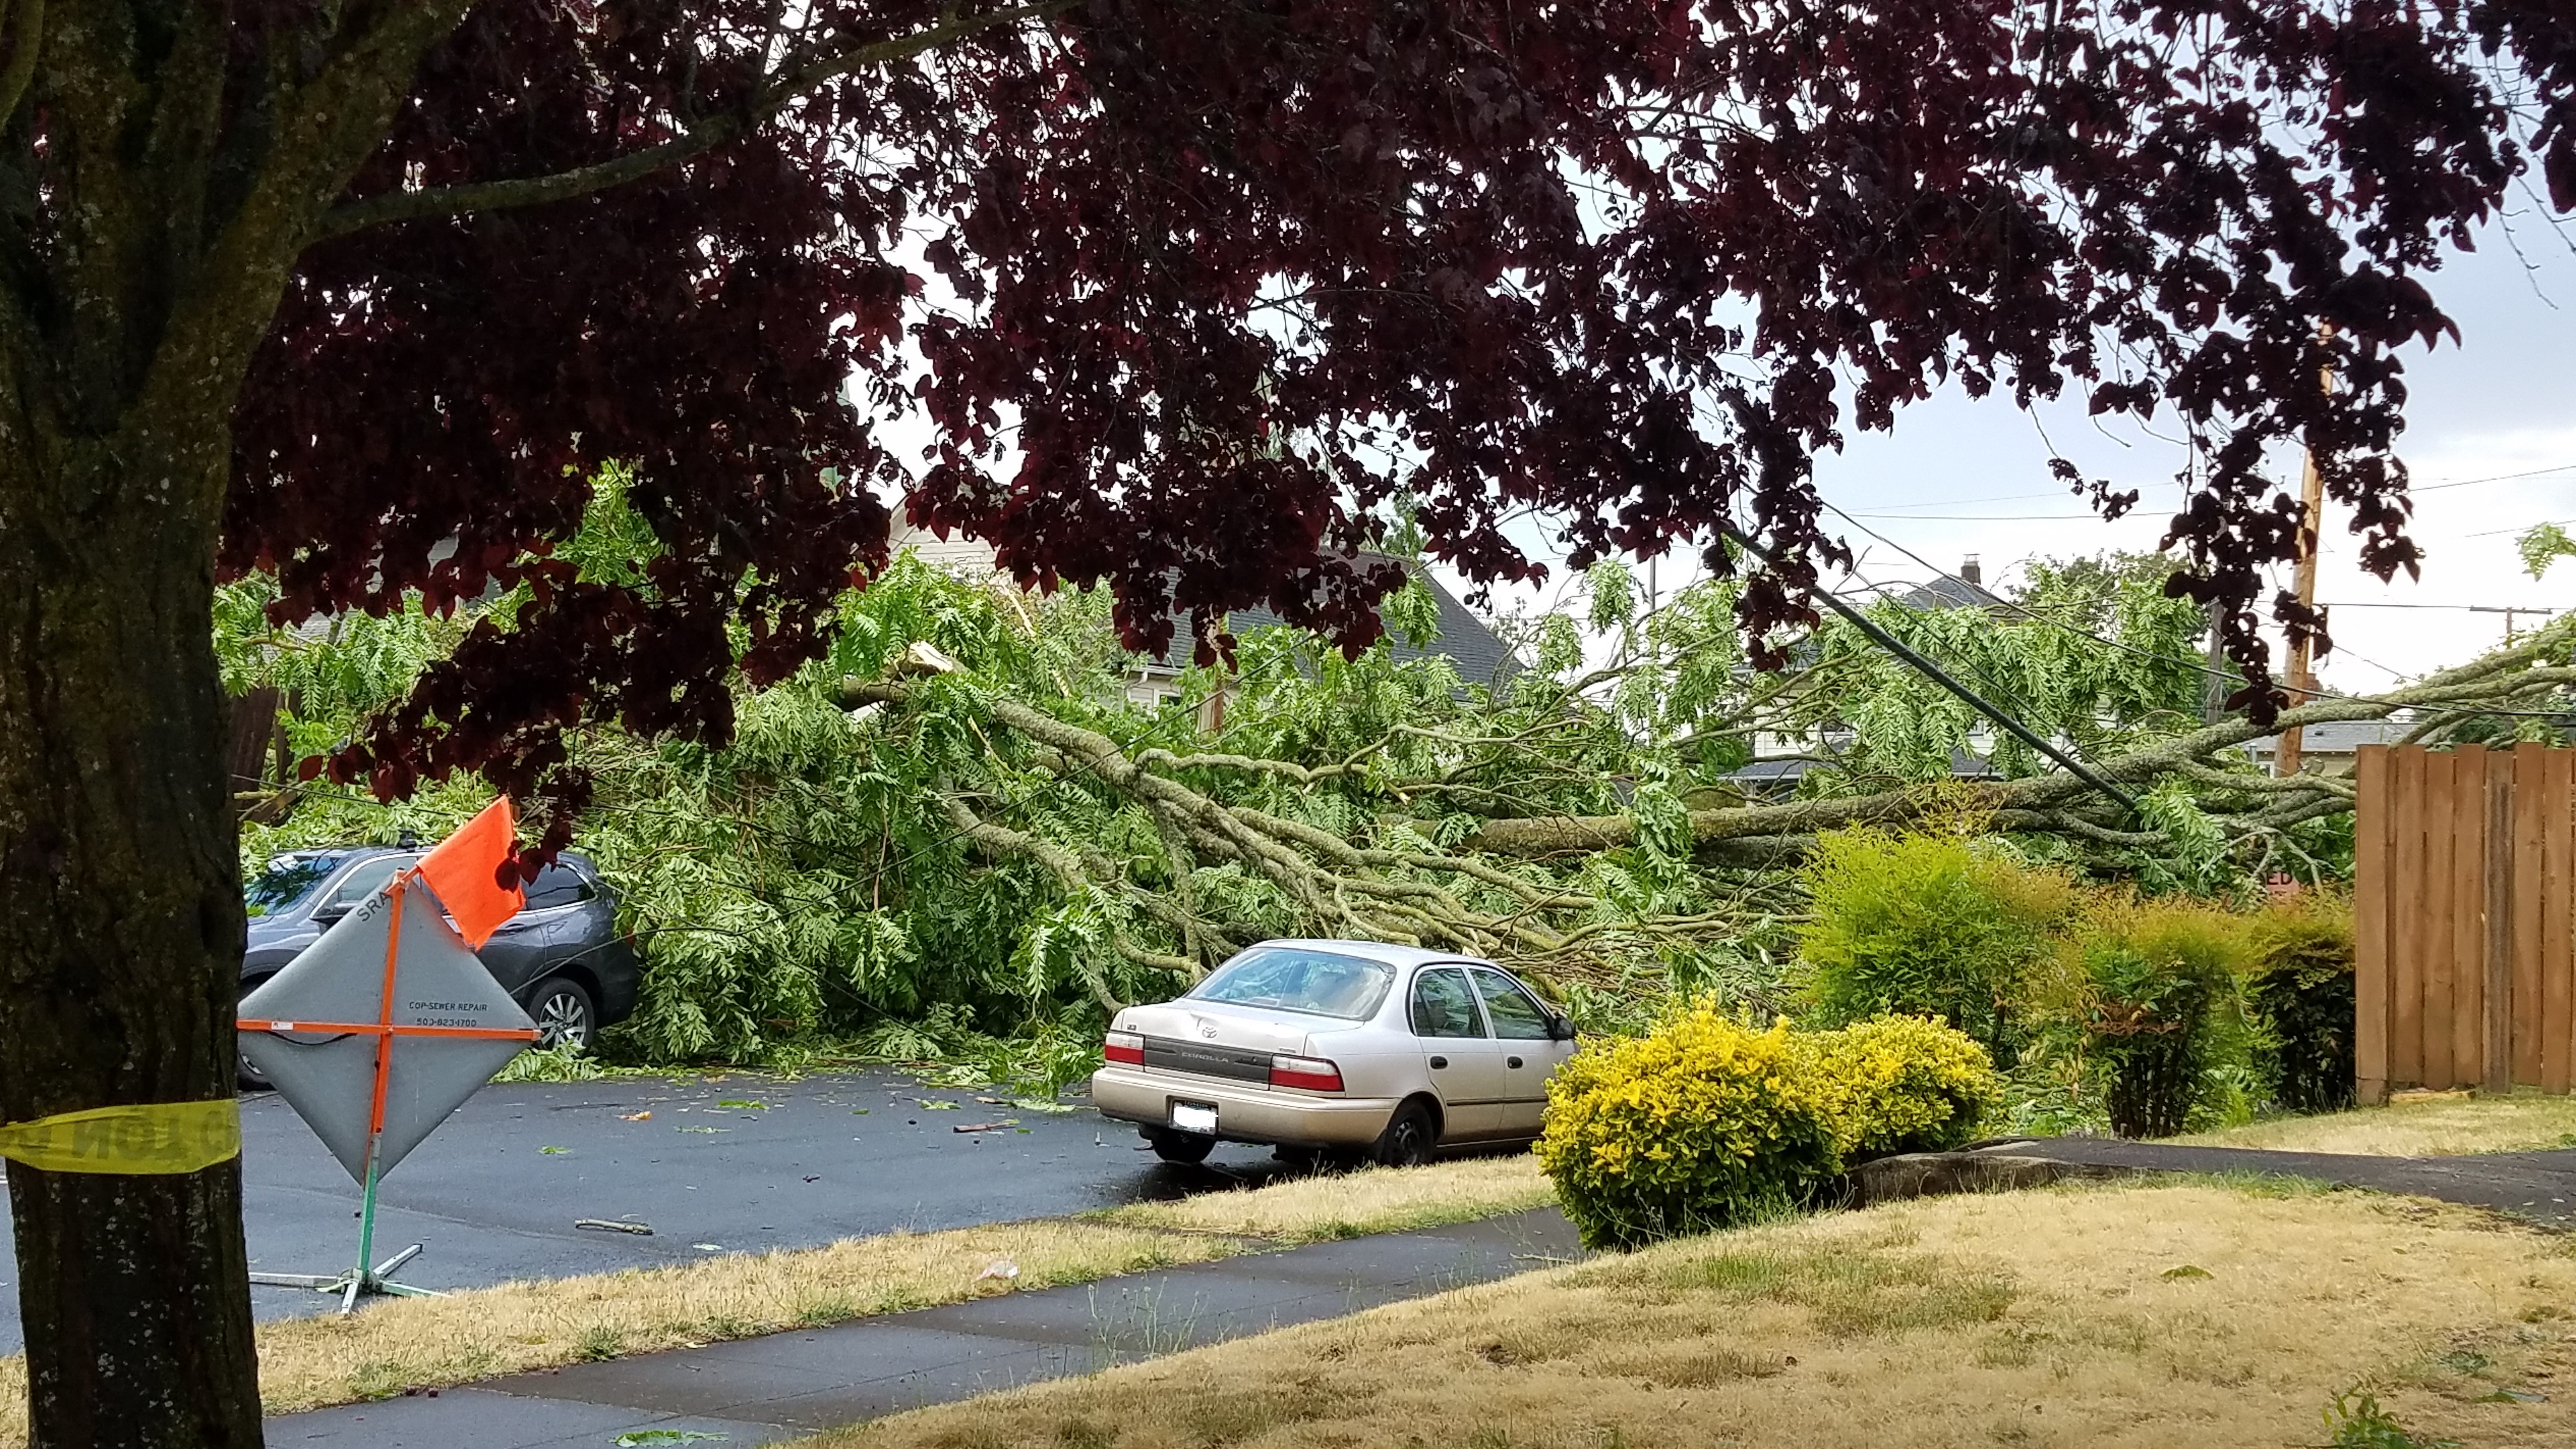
[1269, 1054, 1343, 1092]
[1103, 1030, 1144, 1066]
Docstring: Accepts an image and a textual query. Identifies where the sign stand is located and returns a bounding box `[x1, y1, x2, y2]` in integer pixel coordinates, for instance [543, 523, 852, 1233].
[239, 868, 539, 1312]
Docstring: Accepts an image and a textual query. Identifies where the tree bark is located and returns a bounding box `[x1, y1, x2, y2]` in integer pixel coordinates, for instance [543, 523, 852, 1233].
[0, 420, 262, 1444]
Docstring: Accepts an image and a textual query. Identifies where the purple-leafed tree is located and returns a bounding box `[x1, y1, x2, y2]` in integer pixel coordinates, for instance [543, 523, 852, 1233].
[0, 1, 2567, 1443]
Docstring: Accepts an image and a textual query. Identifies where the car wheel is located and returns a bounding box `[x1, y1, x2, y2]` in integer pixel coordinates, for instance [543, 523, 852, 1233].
[1144, 1128, 1216, 1164]
[527, 976, 596, 1052]
[1372, 1099, 1438, 1169]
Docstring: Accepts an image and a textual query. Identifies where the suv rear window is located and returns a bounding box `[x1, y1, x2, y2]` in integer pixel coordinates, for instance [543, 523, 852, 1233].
[1188, 946, 1396, 1021]
[246, 854, 342, 917]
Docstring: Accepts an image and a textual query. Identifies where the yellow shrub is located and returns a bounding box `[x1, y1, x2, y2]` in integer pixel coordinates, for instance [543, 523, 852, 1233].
[1536, 1003, 1841, 1250]
[1794, 1015, 2003, 1159]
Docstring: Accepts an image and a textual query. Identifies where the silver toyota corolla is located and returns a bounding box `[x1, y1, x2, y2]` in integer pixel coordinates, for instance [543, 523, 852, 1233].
[1089, 939, 1579, 1166]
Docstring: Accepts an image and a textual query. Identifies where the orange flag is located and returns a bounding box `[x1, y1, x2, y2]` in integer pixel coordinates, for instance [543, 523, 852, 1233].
[417, 797, 526, 948]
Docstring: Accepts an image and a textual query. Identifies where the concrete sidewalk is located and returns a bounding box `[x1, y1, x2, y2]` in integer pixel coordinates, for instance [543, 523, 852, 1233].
[266, 1208, 1586, 1448]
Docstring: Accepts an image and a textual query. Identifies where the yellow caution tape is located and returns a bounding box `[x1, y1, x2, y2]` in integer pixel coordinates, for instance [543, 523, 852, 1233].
[0, 1099, 241, 1175]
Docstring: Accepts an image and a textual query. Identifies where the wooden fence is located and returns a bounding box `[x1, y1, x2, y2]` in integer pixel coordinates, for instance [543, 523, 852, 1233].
[2354, 742, 2576, 1101]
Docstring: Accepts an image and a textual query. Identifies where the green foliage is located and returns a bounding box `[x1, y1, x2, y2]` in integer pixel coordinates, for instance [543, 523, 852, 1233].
[2244, 892, 2358, 1113]
[1537, 1004, 1842, 1250]
[213, 484, 2390, 1079]
[1777, 551, 2208, 788]
[1795, 1015, 2004, 1160]
[2326, 1388, 2457, 1449]
[2048, 896, 2252, 1138]
[1798, 826, 2075, 1059]
[2518, 522, 2576, 581]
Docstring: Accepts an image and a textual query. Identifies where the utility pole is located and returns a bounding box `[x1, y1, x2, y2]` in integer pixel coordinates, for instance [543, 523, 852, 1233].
[2276, 326, 2335, 779]
[2469, 604, 2554, 640]
[2202, 598, 2228, 725]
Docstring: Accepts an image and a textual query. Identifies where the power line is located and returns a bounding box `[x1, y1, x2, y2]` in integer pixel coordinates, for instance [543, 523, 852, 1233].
[1842, 511, 2102, 522]
[1837, 458, 2575, 524]
[1724, 523, 2142, 816]
[2414, 461, 2576, 491]
[1814, 500, 2575, 722]
[2317, 601, 2563, 611]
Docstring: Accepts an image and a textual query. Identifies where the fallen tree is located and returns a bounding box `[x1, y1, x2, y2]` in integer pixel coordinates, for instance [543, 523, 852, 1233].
[837, 609, 2574, 1002]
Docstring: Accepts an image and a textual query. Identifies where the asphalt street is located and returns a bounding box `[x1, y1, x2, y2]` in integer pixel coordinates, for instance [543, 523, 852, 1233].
[0, 1070, 1288, 1354]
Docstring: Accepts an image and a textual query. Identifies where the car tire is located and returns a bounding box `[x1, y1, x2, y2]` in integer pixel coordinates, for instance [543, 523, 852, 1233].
[1144, 1128, 1216, 1164]
[1372, 1099, 1438, 1169]
[526, 976, 597, 1052]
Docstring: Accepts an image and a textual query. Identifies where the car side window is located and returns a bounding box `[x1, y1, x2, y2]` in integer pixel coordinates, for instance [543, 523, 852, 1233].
[1470, 967, 1552, 1041]
[523, 864, 595, 911]
[1409, 967, 1486, 1038]
[326, 855, 415, 910]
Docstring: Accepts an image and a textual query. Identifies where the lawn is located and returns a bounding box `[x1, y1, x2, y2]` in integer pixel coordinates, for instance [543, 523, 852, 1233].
[2181, 1091, 2576, 1157]
[807, 1178, 2576, 1449]
[0, 1154, 1551, 1446]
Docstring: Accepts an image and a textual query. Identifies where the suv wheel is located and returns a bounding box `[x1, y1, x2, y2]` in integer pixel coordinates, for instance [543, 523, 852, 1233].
[527, 976, 596, 1052]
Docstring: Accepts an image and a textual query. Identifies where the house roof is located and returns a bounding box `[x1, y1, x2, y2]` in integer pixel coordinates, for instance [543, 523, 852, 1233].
[2241, 718, 2412, 756]
[1147, 560, 1521, 688]
[1893, 574, 2007, 612]
[887, 526, 1520, 687]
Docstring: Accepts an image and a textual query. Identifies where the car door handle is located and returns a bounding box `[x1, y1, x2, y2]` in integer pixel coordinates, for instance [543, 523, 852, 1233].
[1506, 1056, 1524, 1069]
[1428, 1055, 1448, 1070]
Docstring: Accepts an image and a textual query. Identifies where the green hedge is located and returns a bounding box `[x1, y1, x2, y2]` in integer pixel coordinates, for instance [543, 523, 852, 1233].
[1535, 1004, 1998, 1250]
[1797, 1015, 2005, 1159]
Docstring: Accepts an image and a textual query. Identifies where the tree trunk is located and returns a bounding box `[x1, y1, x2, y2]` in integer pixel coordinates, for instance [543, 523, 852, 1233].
[0, 423, 263, 1445]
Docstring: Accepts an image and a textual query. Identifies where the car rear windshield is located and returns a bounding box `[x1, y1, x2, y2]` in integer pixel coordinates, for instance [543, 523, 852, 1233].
[1188, 946, 1395, 1020]
[245, 854, 342, 917]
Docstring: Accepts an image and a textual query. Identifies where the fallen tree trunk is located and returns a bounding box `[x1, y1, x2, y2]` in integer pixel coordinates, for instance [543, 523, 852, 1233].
[1463, 640, 2576, 857]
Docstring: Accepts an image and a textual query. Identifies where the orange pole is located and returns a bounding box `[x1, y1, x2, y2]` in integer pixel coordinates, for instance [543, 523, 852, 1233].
[367, 875, 410, 1139]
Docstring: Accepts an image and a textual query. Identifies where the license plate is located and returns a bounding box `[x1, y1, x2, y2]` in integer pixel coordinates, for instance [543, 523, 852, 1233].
[1169, 1101, 1218, 1135]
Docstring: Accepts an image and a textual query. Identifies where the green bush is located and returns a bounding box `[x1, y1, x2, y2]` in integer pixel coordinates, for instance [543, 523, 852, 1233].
[2244, 893, 2357, 1114]
[1799, 827, 2073, 1064]
[2054, 897, 2250, 1138]
[1536, 1004, 1841, 1250]
[1796, 1015, 2005, 1160]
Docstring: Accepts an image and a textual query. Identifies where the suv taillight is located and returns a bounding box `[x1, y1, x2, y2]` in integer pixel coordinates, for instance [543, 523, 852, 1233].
[1269, 1054, 1343, 1092]
[1103, 1030, 1144, 1066]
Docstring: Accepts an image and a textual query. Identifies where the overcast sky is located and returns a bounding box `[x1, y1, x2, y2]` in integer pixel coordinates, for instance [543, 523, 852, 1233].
[1435, 204, 2576, 691]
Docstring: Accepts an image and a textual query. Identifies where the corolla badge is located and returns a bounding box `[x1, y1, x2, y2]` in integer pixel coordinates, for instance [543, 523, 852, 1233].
[1197, 1020, 1219, 1039]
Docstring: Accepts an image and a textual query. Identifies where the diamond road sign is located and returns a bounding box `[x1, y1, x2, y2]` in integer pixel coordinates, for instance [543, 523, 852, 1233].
[240, 878, 535, 1182]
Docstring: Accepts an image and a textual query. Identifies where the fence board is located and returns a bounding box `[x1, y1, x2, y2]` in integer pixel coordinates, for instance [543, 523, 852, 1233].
[2548, 749, 2575, 1095]
[2484, 750, 2515, 1091]
[2354, 746, 2393, 1102]
[2389, 745, 2425, 1087]
[2454, 746, 2490, 1087]
[2422, 747, 2458, 1088]
[2514, 744, 2547, 1085]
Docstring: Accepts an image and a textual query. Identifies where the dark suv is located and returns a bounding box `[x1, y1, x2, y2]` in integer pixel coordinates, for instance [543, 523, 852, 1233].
[239, 845, 642, 1087]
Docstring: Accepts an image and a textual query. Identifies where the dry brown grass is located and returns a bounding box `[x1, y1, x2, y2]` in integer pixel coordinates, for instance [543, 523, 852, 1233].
[1099, 1154, 1554, 1243]
[2181, 1091, 2576, 1156]
[808, 1179, 2576, 1449]
[0, 1149, 1560, 1446]
[0, 1222, 1223, 1447]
